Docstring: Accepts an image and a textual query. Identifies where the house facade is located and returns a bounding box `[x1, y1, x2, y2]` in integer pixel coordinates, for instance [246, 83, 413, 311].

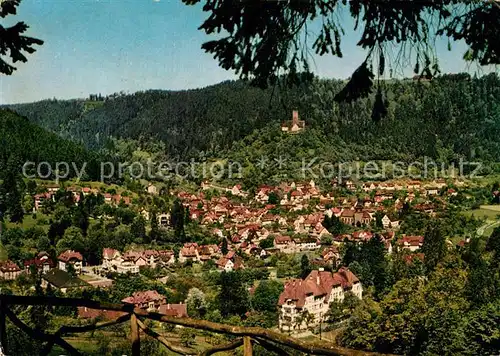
[0, 260, 22, 280]
[58, 250, 83, 274]
[278, 268, 362, 332]
[122, 290, 167, 312]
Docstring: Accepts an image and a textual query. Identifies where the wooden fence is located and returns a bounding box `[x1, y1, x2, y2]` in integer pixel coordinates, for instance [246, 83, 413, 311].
[0, 294, 392, 356]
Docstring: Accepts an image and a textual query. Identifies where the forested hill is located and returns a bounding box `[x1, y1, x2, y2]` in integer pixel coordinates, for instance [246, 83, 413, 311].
[9, 81, 301, 158]
[8, 73, 500, 163]
[0, 109, 101, 180]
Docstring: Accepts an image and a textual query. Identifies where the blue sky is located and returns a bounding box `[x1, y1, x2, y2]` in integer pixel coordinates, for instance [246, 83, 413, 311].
[0, 0, 493, 104]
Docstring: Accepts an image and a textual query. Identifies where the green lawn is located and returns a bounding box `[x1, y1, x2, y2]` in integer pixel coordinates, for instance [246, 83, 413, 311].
[0, 244, 8, 261]
[463, 207, 500, 220]
[483, 221, 500, 237]
[5, 213, 51, 232]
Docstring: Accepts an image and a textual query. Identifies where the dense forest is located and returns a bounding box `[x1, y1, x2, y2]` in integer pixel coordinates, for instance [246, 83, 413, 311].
[0, 109, 101, 180]
[7, 73, 500, 165]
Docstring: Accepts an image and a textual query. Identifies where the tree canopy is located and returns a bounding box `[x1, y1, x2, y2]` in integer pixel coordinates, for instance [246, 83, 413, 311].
[0, 0, 43, 75]
[183, 0, 499, 100]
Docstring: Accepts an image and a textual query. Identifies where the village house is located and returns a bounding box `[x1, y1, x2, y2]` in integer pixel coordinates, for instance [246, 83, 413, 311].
[24, 252, 55, 274]
[103, 194, 131, 206]
[158, 303, 189, 318]
[294, 237, 321, 251]
[339, 209, 355, 225]
[312, 222, 331, 238]
[34, 192, 54, 211]
[122, 290, 167, 312]
[178, 243, 200, 263]
[278, 268, 362, 332]
[397, 235, 424, 252]
[58, 250, 83, 274]
[321, 246, 340, 266]
[354, 209, 372, 226]
[426, 186, 440, 195]
[78, 307, 127, 321]
[351, 231, 374, 242]
[146, 183, 158, 195]
[382, 214, 400, 229]
[122, 251, 148, 268]
[274, 235, 296, 253]
[197, 244, 220, 263]
[406, 181, 421, 190]
[157, 250, 176, 265]
[102, 248, 140, 274]
[0, 260, 22, 280]
[344, 180, 356, 191]
[158, 213, 170, 226]
[216, 251, 245, 272]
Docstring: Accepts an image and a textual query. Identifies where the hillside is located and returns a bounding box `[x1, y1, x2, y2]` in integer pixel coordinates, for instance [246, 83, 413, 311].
[8, 74, 500, 164]
[0, 109, 101, 180]
[9, 81, 302, 158]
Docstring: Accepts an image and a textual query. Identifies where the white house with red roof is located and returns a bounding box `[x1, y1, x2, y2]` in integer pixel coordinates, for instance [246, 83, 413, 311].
[273, 235, 296, 253]
[122, 290, 166, 312]
[278, 268, 362, 331]
[102, 248, 140, 274]
[216, 251, 245, 272]
[178, 243, 200, 263]
[24, 252, 55, 274]
[0, 260, 22, 280]
[397, 235, 424, 252]
[58, 250, 83, 274]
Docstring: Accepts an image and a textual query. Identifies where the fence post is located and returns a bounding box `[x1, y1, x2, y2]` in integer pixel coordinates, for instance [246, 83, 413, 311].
[130, 313, 140, 356]
[243, 336, 253, 356]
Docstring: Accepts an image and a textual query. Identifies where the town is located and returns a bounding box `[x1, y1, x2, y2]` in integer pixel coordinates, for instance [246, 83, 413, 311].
[2, 173, 498, 343]
[2, 0, 500, 352]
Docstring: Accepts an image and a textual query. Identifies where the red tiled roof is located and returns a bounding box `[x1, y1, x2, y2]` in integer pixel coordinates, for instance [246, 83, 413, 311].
[78, 307, 127, 320]
[398, 235, 424, 246]
[0, 260, 21, 272]
[341, 209, 354, 217]
[23, 257, 54, 269]
[122, 290, 165, 305]
[332, 267, 359, 289]
[278, 268, 360, 307]
[158, 303, 188, 318]
[58, 250, 83, 262]
[103, 248, 119, 259]
[274, 235, 292, 244]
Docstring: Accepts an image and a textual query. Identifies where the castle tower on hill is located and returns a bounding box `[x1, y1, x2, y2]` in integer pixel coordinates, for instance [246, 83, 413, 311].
[281, 110, 305, 133]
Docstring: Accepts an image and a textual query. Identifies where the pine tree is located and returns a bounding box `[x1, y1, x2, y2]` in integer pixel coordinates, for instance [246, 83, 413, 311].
[149, 211, 158, 243]
[0, 155, 24, 223]
[422, 223, 447, 272]
[170, 199, 185, 242]
[300, 254, 311, 279]
[221, 237, 228, 255]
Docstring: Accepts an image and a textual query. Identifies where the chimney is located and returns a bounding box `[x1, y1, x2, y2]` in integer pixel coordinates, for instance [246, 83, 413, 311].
[318, 267, 324, 272]
[316, 274, 320, 285]
[292, 110, 299, 125]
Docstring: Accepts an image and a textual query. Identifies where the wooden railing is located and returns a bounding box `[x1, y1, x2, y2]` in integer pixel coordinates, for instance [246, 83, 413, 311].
[0, 295, 392, 356]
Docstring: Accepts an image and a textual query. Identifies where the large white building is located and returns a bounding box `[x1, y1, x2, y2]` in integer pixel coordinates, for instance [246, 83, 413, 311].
[278, 267, 362, 332]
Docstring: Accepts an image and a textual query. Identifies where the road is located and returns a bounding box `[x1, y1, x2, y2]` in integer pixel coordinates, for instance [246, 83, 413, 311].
[477, 220, 500, 237]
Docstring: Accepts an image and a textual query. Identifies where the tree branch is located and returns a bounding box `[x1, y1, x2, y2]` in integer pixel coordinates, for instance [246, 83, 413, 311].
[135, 317, 196, 355]
[133, 308, 394, 356]
[253, 337, 291, 355]
[199, 337, 243, 356]
[4, 307, 81, 356]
